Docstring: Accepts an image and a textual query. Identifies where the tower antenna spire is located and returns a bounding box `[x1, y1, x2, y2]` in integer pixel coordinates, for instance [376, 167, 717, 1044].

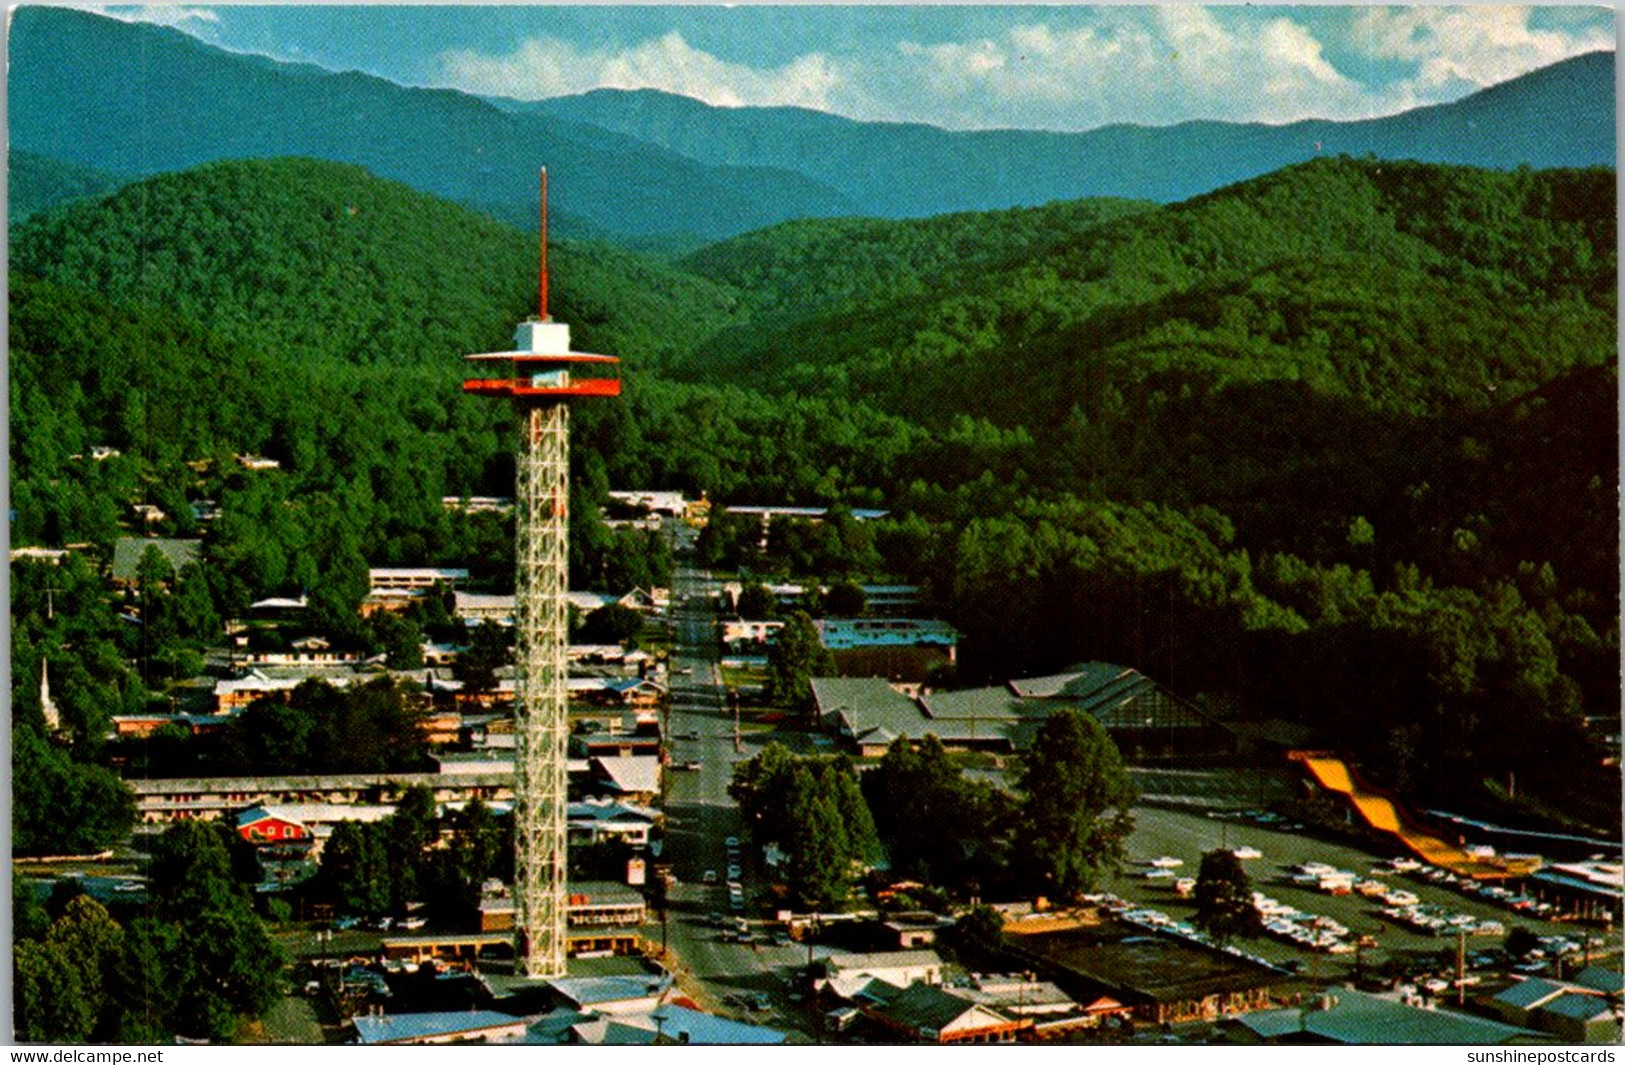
[539, 167, 549, 320]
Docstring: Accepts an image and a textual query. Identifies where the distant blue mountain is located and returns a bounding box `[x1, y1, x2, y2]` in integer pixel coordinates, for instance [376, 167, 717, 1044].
[9, 5, 1612, 240]
[523, 50, 1616, 217]
[7, 6, 854, 242]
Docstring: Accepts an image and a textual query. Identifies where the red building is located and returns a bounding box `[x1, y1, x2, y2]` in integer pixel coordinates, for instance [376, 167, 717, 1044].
[235, 806, 310, 844]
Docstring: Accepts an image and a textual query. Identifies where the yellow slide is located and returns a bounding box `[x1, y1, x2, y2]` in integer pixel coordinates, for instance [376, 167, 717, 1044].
[1293, 753, 1539, 880]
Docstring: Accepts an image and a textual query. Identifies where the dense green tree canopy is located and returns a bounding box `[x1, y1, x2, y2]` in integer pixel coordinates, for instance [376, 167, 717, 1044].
[764, 611, 834, 717]
[1192, 849, 1264, 944]
[1015, 710, 1137, 899]
[8, 151, 1617, 835]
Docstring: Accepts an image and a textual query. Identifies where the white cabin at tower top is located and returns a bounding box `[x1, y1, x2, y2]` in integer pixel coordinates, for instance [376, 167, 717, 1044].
[463, 318, 621, 401]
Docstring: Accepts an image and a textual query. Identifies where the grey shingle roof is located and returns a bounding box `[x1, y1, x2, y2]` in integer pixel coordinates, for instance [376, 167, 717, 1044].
[111, 538, 201, 580]
[859, 981, 982, 1029]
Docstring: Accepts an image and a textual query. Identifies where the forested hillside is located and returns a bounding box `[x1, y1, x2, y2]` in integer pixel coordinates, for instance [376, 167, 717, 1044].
[683, 159, 1614, 418]
[10, 154, 1618, 834]
[8, 151, 126, 226]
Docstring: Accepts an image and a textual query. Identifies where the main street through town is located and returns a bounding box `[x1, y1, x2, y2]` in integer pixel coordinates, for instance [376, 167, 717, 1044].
[656, 560, 818, 1036]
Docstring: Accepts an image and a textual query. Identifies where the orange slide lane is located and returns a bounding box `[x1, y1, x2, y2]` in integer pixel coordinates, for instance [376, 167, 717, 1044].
[1295, 754, 1539, 879]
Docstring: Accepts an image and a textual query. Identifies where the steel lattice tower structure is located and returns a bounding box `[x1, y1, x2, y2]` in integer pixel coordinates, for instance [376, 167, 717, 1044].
[463, 170, 620, 977]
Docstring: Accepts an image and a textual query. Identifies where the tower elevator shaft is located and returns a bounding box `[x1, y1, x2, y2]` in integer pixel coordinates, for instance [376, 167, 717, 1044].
[513, 402, 570, 978]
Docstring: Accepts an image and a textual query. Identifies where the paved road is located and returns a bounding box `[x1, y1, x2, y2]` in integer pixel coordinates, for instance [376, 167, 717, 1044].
[656, 563, 815, 1034]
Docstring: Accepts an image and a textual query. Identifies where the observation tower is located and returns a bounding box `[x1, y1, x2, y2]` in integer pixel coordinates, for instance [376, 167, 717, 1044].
[463, 170, 621, 977]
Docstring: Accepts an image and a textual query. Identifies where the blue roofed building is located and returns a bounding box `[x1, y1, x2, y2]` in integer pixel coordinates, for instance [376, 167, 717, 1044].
[814, 618, 959, 684]
[546, 971, 672, 1014]
[352, 1010, 530, 1045]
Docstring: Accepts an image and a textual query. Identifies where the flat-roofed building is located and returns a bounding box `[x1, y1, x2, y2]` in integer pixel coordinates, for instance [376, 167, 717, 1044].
[369, 567, 469, 591]
[353, 1011, 528, 1046]
[722, 620, 784, 653]
[1006, 918, 1285, 1026]
[455, 591, 516, 625]
[1528, 860, 1624, 923]
[129, 770, 513, 824]
[817, 618, 958, 682]
[441, 496, 514, 515]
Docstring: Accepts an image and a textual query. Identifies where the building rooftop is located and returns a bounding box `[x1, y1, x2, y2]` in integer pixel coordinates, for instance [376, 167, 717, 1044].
[1494, 978, 1569, 1011]
[569, 880, 646, 907]
[237, 803, 398, 829]
[1536, 992, 1615, 1022]
[111, 538, 201, 580]
[858, 979, 1007, 1033]
[1571, 967, 1624, 995]
[920, 686, 1037, 723]
[352, 1010, 527, 1046]
[567, 799, 658, 825]
[1240, 988, 1545, 1045]
[649, 1004, 788, 1045]
[1010, 922, 1284, 1006]
[547, 972, 671, 1010]
[827, 950, 944, 975]
[816, 618, 958, 650]
[592, 756, 661, 795]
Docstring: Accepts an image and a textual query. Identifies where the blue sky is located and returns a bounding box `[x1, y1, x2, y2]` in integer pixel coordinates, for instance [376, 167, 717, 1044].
[100, 5, 1616, 131]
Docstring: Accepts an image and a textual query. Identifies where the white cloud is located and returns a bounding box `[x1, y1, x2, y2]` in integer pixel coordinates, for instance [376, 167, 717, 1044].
[437, 32, 841, 111]
[886, 12, 1385, 128]
[1352, 7, 1614, 94]
[103, 5, 219, 30]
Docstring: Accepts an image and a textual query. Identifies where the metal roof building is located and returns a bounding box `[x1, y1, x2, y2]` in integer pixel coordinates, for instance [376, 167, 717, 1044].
[1238, 988, 1549, 1045]
[352, 1010, 528, 1045]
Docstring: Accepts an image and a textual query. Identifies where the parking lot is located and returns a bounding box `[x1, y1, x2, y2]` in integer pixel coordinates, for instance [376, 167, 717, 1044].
[1113, 805, 1617, 981]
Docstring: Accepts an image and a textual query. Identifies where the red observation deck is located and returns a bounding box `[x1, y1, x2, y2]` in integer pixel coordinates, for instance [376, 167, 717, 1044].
[463, 319, 621, 400]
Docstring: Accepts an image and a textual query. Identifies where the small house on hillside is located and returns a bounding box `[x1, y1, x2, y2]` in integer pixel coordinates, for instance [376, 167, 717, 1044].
[111, 538, 201, 585]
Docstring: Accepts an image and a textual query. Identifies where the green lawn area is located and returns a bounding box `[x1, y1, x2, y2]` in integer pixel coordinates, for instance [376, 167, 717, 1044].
[720, 663, 768, 690]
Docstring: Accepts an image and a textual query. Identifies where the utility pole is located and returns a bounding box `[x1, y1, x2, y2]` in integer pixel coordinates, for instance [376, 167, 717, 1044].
[1456, 928, 1467, 1007]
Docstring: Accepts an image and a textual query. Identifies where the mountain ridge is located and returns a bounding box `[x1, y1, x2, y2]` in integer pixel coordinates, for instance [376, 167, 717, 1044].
[528, 50, 1616, 217]
[9, 6, 1613, 241]
[7, 6, 855, 241]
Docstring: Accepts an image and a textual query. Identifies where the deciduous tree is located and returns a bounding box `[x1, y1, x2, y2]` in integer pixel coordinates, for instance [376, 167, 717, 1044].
[1015, 710, 1135, 899]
